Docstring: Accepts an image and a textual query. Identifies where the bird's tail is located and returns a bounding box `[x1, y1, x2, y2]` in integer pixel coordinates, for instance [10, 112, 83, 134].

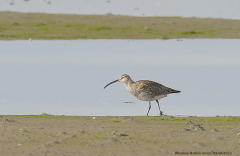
[173, 90, 181, 93]
[169, 89, 181, 94]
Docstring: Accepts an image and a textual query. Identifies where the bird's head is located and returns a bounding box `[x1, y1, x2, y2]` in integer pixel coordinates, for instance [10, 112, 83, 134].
[104, 74, 131, 89]
[118, 74, 131, 83]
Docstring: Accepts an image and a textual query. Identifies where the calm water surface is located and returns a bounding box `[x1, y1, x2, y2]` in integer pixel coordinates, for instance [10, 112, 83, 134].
[0, 39, 240, 116]
[1, 0, 240, 19]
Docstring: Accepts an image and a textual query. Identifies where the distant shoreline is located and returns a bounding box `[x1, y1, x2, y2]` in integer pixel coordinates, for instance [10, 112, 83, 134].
[1, 11, 240, 40]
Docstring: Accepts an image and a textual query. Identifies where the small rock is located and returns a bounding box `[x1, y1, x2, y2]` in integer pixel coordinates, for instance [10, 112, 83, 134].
[196, 124, 205, 131]
[71, 135, 77, 138]
[237, 133, 240, 136]
[45, 141, 60, 147]
[92, 117, 96, 120]
[120, 134, 128, 136]
[58, 131, 67, 135]
[186, 120, 205, 131]
[210, 129, 219, 132]
[2, 119, 17, 123]
[110, 130, 118, 135]
[19, 129, 27, 132]
[186, 120, 194, 125]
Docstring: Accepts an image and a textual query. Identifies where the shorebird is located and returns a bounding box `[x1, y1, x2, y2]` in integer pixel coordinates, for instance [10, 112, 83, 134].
[104, 74, 181, 116]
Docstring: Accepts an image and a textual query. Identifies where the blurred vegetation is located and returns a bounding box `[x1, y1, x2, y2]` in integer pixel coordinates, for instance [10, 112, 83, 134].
[1, 115, 240, 122]
[0, 12, 240, 40]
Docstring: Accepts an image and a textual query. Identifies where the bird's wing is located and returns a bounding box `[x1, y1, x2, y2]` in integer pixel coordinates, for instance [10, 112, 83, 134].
[135, 80, 179, 96]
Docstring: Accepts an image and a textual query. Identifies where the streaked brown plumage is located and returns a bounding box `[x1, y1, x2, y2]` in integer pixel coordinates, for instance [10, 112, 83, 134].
[104, 74, 181, 116]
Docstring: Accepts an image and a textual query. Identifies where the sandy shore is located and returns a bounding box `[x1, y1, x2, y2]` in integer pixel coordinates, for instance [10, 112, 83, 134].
[0, 115, 239, 156]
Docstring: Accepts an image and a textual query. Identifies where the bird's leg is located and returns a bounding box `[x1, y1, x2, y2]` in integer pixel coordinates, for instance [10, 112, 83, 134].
[156, 100, 163, 116]
[147, 101, 151, 116]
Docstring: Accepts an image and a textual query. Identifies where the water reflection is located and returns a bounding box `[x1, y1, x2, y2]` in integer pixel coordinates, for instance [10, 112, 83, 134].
[0, 39, 239, 116]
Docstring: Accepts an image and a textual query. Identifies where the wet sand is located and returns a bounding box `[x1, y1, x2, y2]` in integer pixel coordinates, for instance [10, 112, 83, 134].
[0, 115, 239, 156]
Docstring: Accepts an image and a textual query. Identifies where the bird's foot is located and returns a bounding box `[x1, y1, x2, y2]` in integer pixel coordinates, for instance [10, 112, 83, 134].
[160, 111, 164, 116]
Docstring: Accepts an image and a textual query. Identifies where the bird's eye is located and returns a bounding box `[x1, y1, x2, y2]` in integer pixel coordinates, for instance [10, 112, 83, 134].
[120, 76, 125, 80]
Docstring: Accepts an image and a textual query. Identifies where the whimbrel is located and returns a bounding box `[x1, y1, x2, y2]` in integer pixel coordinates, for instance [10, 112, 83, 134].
[104, 74, 181, 116]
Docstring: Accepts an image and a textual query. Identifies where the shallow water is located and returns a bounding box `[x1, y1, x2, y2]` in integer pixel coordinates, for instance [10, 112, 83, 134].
[1, 0, 240, 19]
[0, 39, 240, 116]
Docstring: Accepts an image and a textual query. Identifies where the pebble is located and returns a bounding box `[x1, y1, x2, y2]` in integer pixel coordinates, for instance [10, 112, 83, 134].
[120, 134, 128, 136]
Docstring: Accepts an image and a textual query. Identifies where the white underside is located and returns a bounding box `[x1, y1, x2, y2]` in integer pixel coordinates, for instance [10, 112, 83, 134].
[152, 94, 167, 101]
[139, 94, 167, 101]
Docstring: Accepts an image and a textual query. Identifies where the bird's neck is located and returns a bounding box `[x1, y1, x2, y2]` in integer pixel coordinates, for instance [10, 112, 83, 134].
[123, 79, 134, 91]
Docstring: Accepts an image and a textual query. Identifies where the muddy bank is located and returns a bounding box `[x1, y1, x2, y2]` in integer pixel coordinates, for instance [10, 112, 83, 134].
[0, 115, 239, 155]
[1, 12, 240, 40]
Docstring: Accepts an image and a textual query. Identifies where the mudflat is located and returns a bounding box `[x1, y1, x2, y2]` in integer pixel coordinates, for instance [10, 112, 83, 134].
[0, 115, 239, 156]
[1, 12, 240, 40]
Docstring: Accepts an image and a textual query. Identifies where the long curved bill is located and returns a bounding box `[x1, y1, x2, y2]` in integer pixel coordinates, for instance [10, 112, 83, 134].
[104, 80, 119, 89]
